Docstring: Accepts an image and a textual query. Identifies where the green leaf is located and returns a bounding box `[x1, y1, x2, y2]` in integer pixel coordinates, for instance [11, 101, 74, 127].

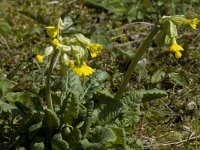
[169, 72, 189, 86]
[0, 22, 12, 35]
[5, 92, 31, 103]
[151, 70, 166, 83]
[32, 97, 43, 111]
[30, 136, 46, 150]
[16, 147, 26, 150]
[92, 70, 110, 82]
[82, 100, 94, 138]
[90, 34, 112, 49]
[31, 142, 46, 150]
[51, 133, 69, 150]
[0, 100, 20, 114]
[111, 127, 126, 148]
[75, 33, 91, 45]
[0, 78, 13, 98]
[154, 30, 166, 47]
[15, 101, 32, 115]
[42, 109, 60, 139]
[127, 5, 138, 22]
[66, 127, 82, 149]
[122, 91, 142, 125]
[61, 92, 79, 125]
[80, 70, 109, 100]
[29, 123, 43, 140]
[85, 0, 126, 15]
[95, 98, 123, 125]
[80, 126, 116, 149]
[67, 70, 83, 93]
[142, 89, 168, 102]
[93, 90, 123, 125]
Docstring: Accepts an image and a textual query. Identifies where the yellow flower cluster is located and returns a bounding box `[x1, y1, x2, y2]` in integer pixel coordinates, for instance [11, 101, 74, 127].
[186, 18, 199, 30]
[157, 16, 199, 59]
[67, 61, 93, 76]
[36, 26, 59, 63]
[87, 43, 103, 58]
[168, 38, 183, 59]
[36, 20, 103, 77]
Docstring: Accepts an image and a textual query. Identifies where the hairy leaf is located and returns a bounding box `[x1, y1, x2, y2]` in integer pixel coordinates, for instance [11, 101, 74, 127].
[122, 91, 143, 126]
[15, 101, 32, 115]
[142, 89, 168, 102]
[42, 109, 60, 139]
[61, 92, 79, 125]
[0, 78, 13, 98]
[51, 133, 69, 150]
[0, 100, 20, 115]
[151, 69, 166, 83]
[80, 126, 116, 149]
[93, 90, 123, 125]
[169, 72, 189, 86]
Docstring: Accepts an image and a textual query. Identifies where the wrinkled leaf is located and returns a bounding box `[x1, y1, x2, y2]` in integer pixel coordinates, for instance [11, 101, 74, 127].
[42, 109, 60, 139]
[0, 78, 13, 98]
[151, 70, 166, 83]
[0, 100, 20, 115]
[169, 72, 189, 86]
[142, 89, 168, 102]
[80, 126, 116, 149]
[51, 133, 69, 150]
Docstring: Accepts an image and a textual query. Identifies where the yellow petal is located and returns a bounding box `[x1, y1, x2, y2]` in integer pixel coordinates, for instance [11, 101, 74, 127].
[87, 43, 103, 58]
[169, 38, 184, 52]
[175, 51, 182, 59]
[72, 63, 93, 76]
[46, 26, 58, 38]
[36, 55, 45, 63]
[189, 18, 199, 29]
[52, 38, 60, 46]
[67, 61, 75, 68]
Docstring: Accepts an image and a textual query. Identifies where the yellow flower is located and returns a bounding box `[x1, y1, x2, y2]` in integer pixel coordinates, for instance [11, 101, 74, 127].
[169, 38, 184, 52]
[71, 63, 94, 76]
[52, 38, 60, 46]
[168, 38, 184, 59]
[87, 43, 103, 58]
[189, 18, 199, 30]
[67, 61, 75, 68]
[46, 26, 58, 38]
[175, 51, 182, 59]
[36, 55, 45, 63]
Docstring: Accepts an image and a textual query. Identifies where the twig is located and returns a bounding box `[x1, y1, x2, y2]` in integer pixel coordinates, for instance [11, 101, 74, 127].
[160, 135, 200, 147]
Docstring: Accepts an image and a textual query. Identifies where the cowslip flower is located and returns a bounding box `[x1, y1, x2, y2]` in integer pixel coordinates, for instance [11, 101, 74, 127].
[188, 18, 199, 30]
[52, 38, 60, 46]
[67, 61, 75, 68]
[87, 43, 103, 58]
[71, 62, 94, 76]
[168, 38, 183, 59]
[46, 26, 58, 38]
[36, 55, 45, 63]
[169, 38, 183, 52]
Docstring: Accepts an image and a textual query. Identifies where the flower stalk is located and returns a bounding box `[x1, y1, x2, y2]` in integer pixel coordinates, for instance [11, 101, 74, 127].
[115, 25, 160, 98]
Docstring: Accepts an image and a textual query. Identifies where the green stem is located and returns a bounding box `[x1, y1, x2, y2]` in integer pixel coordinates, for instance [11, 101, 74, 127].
[46, 49, 60, 110]
[115, 25, 160, 98]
